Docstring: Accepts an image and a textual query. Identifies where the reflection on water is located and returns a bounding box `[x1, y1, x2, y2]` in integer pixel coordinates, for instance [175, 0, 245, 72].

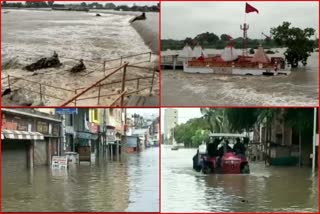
[161, 147, 318, 212]
[2, 148, 159, 212]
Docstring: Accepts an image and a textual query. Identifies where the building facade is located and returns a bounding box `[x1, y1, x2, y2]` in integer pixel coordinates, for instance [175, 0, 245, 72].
[2, 108, 62, 170]
[164, 109, 178, 144]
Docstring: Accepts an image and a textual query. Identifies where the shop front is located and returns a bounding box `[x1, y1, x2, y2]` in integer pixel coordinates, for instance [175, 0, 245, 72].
[2, 109, 61, 169]
[2, 113, 43, 170]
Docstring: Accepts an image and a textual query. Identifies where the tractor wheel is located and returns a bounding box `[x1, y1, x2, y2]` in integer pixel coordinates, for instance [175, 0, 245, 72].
[202, 165, 211, 174]
[241, 164, 250, 174]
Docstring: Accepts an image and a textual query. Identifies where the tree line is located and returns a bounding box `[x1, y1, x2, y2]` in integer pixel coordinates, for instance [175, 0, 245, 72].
[1, 1, 160, 12]
[173, 108, 316, 148]
[162, 22, 318, 68]
[162, 34, 280, 51]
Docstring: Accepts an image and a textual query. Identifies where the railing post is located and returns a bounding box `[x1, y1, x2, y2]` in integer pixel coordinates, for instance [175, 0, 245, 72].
[39, 84, 43, 103]
[136, 78, 140, 94]
[120, 63, 127, 106]
[74, 89, 77, 106]
[149, 52, 152, 62]
[149, 69, 156, 95]
[97, 84, 101, 105]
[116, 141, 120, 161]
[7, 75, 11, 89]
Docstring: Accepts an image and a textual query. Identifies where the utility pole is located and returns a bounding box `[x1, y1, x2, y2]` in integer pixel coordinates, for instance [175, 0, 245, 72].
[312, 108, 317, 173]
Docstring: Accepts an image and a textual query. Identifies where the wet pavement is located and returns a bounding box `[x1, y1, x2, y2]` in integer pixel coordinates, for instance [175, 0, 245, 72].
[161, 146, 318, 212]
[2, 148, 159, 212]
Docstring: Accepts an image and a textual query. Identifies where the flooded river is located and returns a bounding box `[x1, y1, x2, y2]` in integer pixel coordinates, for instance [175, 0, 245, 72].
[161, 147, 318, 212]
[162, 49, 318, 106]
[2, 9, 158, 106]
[2, 148, 159, 212]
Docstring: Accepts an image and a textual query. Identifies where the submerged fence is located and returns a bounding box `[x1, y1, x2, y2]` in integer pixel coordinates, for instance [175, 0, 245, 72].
[2, 51, 158, 106]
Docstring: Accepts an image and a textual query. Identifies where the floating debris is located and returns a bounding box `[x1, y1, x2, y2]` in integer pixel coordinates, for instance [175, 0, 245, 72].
[24, 51, 62, 72]
[70, 59, 86, 73]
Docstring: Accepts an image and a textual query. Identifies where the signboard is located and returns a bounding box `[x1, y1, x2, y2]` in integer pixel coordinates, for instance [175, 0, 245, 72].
[52, 156, 68, 169]
[2, 118, 18, 130]
[65, 126, 74, 134]
[56, 108, 78, 115]
[36, 121, 49, 134]
[2, 114, 30, 131]
[106, 129, 116, 142]
[76, 132, 92, 139]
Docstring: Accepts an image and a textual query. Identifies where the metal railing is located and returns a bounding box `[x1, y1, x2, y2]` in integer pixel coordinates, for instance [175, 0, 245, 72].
[2, 51, 156, 106]
[2, 75, 75, 104]
[60, 63, 158, 106]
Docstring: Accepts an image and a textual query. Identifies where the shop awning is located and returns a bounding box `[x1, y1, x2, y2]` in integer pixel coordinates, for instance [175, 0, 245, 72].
[1, 130, 44, 140]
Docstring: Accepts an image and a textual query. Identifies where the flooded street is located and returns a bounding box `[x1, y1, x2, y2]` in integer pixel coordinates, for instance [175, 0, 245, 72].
[2, 148, 159, 212]
[161, 146, 318, 212]
[162, 50, 318, 106]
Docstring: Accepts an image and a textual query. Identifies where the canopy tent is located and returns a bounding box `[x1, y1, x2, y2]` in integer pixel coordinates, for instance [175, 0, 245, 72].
[209, 133, 246, 138]
[251, 46, 270, 63]
[1, 130, 44, 140]
[221, 46, 240, 62]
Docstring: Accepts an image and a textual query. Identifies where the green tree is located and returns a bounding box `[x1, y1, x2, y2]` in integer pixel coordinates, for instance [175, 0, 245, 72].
[225, 108, 258, 132]
[47, 1, 54, 7]
[191, 129, 210, 146]
[271, 22, 315, 68]
[105, 3, 116, 9]
[174, 117, 210, 147]
[200, 108, 229, 133]
[25, 1, 32, 7]
[220, 34, 230, 41]
[194, 32, 219, 46]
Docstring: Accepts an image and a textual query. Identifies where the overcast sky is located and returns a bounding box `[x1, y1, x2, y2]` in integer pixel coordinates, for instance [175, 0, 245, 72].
[127, 108, 159, 119]
[54, 1, 157, 6]
[162, 2, 318, 40]
[161, 108, 202, 133]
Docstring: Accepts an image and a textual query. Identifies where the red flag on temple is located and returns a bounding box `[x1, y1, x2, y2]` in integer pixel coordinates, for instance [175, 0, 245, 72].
[245, 3, 259, 14]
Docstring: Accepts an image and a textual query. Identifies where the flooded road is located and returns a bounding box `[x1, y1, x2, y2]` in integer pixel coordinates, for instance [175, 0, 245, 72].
[2, 148, 159, 212]
[161, 147, 318, 212]
[162, 49, 318, 106]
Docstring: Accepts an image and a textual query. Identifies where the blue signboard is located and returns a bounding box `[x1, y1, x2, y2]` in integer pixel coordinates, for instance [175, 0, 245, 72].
[55, 108, 78, 115]
[76, 132, 91, 140]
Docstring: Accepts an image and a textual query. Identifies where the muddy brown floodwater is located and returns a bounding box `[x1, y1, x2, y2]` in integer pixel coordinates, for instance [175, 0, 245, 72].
[161, 146, 318, 212]
[161, 50, 318, 106]
[2, 9, 159, 106]
[2, 148, 159, 212]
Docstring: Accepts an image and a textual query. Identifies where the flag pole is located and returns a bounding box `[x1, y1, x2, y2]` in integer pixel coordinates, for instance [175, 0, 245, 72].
[244, 12, 247, 24]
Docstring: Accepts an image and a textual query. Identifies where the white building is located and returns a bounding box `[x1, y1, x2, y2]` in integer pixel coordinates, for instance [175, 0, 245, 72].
[164, 109, 178, 144]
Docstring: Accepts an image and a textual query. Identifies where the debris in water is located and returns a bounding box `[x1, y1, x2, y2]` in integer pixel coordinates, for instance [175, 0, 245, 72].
[130, 12, 146, 23]
[96, 14, 101, 17]
[70, 59, 86, 73]
[2, 88, 11, 97]
[24, 51, 62, 72]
